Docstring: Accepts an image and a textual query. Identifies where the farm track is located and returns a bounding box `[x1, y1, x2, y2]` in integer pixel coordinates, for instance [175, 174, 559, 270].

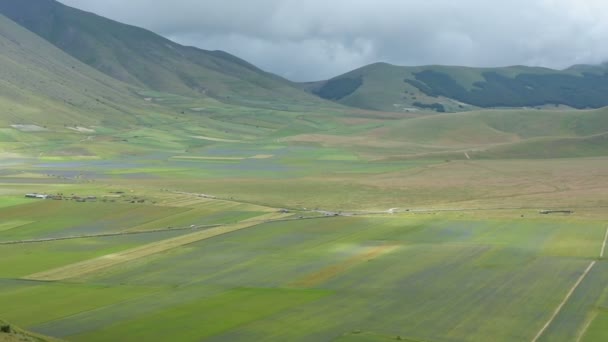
[171, 190, 608, 216]
[532, 226, 608, 342]
[531, 261, 597, 342]
[20, 213, 336, 282]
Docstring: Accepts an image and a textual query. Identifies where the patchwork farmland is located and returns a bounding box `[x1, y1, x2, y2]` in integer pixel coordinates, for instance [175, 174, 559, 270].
[1, 167, 607, 342]
[1, 122, 608, 340]
[1, 2, 608, 339]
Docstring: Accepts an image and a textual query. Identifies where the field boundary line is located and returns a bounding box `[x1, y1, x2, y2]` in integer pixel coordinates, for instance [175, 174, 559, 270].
[0, 215, 332, 246]
[600, 227, 608, 258]
[22, 212, 292, 282]
[531, 261, 596, 342]
[0, 225, 223, 245]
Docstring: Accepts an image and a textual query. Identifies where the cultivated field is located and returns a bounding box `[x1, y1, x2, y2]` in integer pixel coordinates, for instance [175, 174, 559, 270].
[0, 207, 606, 341]
[1, 105, 608, 341]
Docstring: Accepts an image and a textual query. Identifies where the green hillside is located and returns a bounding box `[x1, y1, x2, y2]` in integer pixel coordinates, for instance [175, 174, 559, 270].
[0, 0, 327, 110]
[0, 11, 360, 159]
[305, 62, 608, 112]
[0, 13, 279, 158]
[0, 13, 160, 128]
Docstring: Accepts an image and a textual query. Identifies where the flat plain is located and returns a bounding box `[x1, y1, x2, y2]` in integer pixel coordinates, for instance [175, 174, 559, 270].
[1, 134, 607, 341]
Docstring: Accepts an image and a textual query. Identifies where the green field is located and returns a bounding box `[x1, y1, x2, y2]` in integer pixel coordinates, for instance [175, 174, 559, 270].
[2, 110, 608, 341]
[1, 209, 606, 341]
[2, 103, 608, 341]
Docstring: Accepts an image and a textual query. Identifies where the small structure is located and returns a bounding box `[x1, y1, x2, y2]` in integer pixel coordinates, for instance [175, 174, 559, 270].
[25, 193, 48, 199]
[539, 210, 574, 215]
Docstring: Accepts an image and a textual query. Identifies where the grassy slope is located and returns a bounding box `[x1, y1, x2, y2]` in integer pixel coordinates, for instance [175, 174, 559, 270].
[312, 107, 607, 159]
[304, 62, 608, 112]
[0, 13, 151, 127]
[0, 12, 354, 159]
[278, 106, 608, 160]
[0, 13, 212, 157]
[0, 0, 328, 110]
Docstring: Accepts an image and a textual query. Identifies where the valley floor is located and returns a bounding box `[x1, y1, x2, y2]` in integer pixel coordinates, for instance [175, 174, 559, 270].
[0, 153, 607, 342]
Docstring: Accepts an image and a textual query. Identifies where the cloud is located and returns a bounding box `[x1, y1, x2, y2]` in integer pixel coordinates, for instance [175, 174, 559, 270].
[60, 0, 608, 81]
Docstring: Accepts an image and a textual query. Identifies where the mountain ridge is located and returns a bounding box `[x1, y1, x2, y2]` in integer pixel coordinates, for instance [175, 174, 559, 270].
[303, 61, 608, 112]
[0, 0, 327, 109]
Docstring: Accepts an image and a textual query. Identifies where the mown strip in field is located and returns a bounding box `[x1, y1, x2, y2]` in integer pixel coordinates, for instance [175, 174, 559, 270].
[23, 212, 290, 281]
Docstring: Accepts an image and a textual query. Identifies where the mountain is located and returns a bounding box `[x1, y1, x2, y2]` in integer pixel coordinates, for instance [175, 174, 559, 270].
[0, 12, 156, 128]
[0, 11, 345, 159]
[304, 62, 608, 112]
[0, 0, 325, 109]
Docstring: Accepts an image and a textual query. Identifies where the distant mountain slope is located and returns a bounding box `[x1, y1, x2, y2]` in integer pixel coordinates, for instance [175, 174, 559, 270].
[0, 12, 348, 159]
[304, 62, 608, 112]
[0, 0, 324, 109]
[0, 12, 154, 127]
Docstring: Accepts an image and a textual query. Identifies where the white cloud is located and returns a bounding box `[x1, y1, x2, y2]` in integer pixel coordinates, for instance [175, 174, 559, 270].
[60, 0, 608, 81]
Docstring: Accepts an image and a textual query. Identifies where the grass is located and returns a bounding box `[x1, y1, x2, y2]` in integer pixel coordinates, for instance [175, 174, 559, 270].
[0, 282, 159, 328]
[23, 212, 288, 281]
[68, 288, 330, 342]
[581, 309, 608, 342]
[0, 231, 192, 278]
[0, 197, 31, 209]
[1, 159, 607, 341]
[1, 214, 594, 342]
[0, 201, 192, 241]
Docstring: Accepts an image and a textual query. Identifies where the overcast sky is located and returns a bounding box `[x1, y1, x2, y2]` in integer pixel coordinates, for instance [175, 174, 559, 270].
[60, 0, 608, 81]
